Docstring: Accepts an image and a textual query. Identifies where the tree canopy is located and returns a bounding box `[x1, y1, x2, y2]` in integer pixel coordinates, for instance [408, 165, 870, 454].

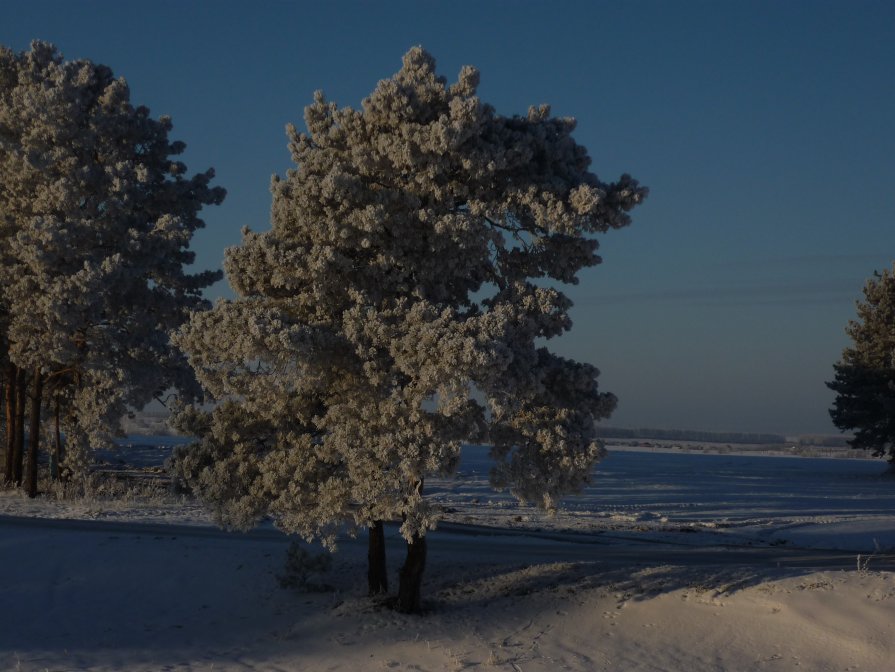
[828, 264, 895, 463]
[172, 47, 646, 611]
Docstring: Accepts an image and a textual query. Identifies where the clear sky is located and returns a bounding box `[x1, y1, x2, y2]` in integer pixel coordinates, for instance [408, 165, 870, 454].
[3, 0, 894, 435]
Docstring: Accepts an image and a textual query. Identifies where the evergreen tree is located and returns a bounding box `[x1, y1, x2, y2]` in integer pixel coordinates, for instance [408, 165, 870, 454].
[173, 47, 645, 612]
[828, 265, 895, 463]
[0, 41, 224, 492]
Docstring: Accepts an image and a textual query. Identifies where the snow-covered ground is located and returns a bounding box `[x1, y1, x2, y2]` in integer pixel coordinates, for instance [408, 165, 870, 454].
[432, 445, 895, 552]
[2, 442, 894, 671]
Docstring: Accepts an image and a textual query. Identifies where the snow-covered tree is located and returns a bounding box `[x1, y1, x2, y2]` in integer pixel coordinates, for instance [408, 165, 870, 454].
[0, 41, 225, 494]
[828, 264, 895, 464]
[173, 47, 646, 612]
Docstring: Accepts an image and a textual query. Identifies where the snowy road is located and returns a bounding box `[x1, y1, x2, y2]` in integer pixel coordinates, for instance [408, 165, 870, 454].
[3, 514, 893, 573]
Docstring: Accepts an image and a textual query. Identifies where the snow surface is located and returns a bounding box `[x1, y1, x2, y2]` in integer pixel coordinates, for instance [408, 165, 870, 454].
[2, 442, 894, 671]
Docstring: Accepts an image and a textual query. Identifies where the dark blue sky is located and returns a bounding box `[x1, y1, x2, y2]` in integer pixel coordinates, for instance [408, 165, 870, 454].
[4, 1, 894, 434]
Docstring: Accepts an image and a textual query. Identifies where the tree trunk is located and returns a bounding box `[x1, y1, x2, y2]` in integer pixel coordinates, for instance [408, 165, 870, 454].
[3, 364, 15, 483]
[396, 479, 428, 614]
[12, 367, 27, 485]
[396, 531, 427, 613]
[367, 520, 388, 596]
[51, 398, 63, 481]
[25, 368, 43, 497]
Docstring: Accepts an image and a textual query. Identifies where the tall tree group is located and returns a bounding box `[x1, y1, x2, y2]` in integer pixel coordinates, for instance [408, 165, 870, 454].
[172, 47, 645, 612]
[0, 41, 224, 494]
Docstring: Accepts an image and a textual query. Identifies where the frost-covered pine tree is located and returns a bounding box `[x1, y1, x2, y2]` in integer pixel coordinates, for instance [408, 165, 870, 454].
[173, 47, 645, 612]
[828, 265, 895, 464]
[0, 41, 225, 494]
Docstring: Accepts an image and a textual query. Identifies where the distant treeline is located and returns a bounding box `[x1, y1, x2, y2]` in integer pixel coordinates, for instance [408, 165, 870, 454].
[793, 435, 852, 448]
[595, 427, 854, 447]
[594, 427, 787, 445]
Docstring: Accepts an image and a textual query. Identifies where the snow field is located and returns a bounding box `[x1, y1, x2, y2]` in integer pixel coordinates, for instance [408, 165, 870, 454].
[1, 443, 894, 671]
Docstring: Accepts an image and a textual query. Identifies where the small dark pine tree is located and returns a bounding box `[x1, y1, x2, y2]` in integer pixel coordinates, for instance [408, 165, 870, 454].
[828, 265, 895, 464]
